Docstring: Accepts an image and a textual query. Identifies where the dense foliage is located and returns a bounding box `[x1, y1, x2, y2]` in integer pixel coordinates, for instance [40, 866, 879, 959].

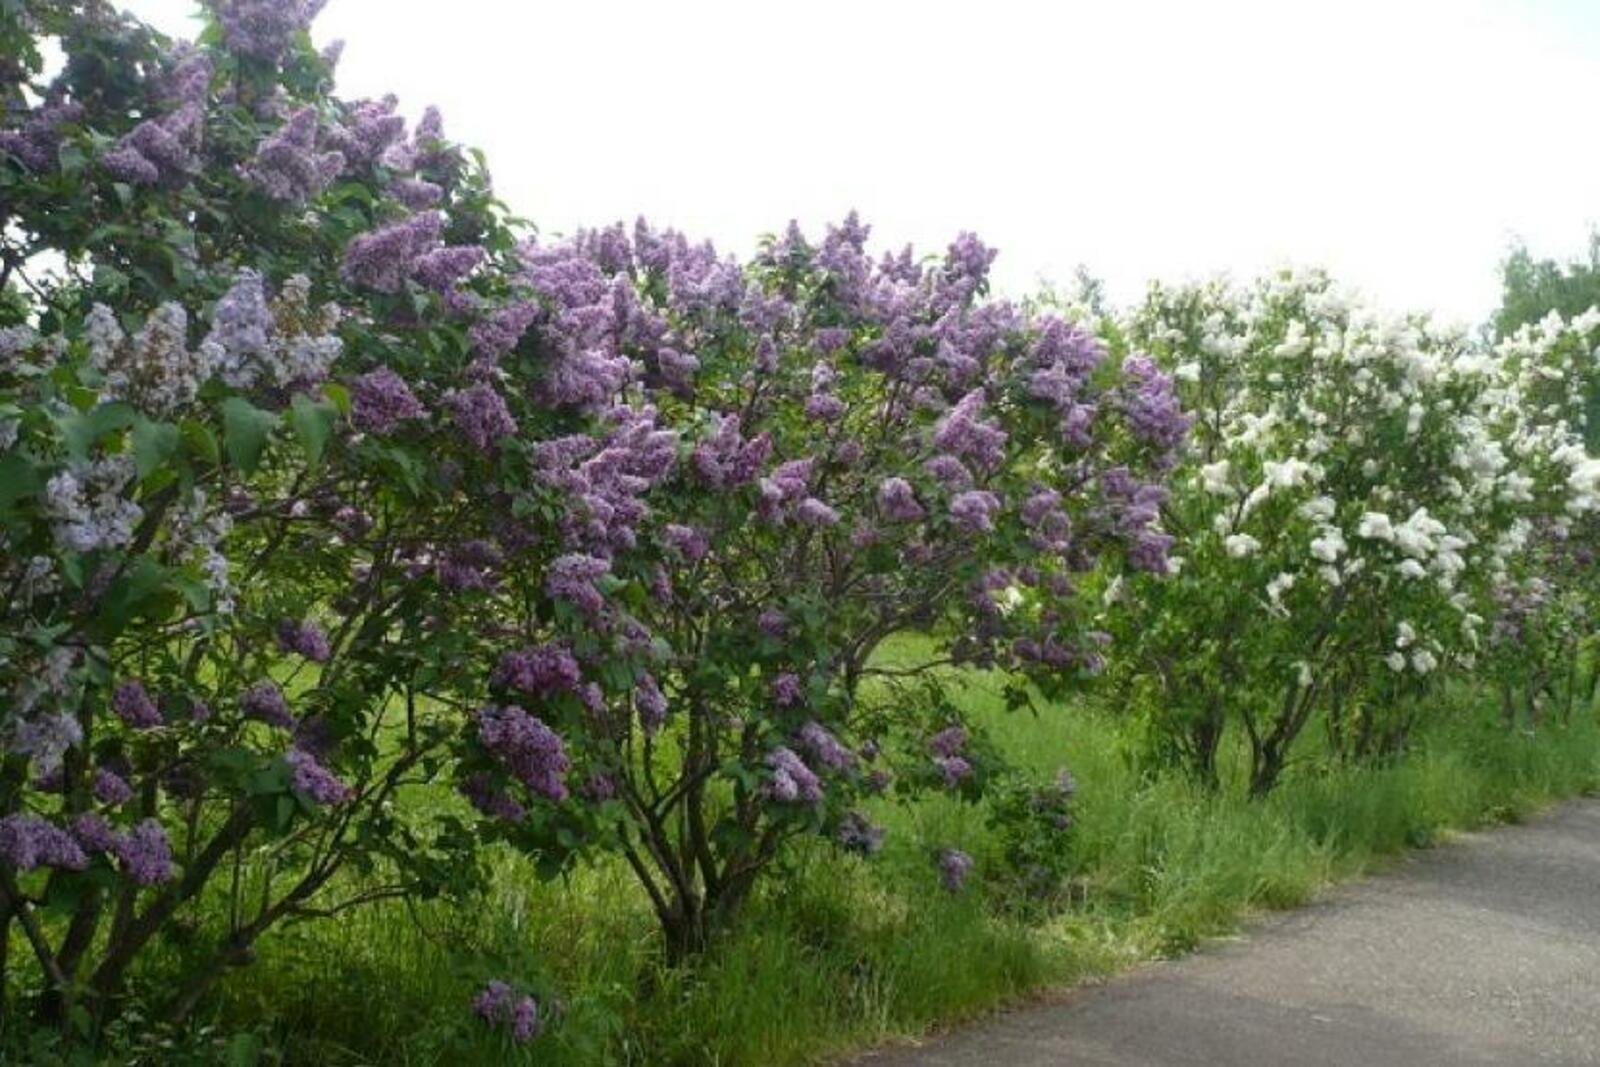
[2, 0, 1598, 1057]
[1102, 270, 1599, 793]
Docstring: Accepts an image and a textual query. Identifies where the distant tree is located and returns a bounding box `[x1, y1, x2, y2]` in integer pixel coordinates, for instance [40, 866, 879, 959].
[1494, 232, 1600, 338]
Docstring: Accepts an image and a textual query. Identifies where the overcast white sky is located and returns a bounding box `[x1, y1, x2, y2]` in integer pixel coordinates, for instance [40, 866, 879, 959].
[120, 0, 1600, 325]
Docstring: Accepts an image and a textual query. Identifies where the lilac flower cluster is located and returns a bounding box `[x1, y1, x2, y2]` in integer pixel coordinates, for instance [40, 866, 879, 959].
[797, 721, 855, 772]
[1118, 355, 1191, 455]
[277, 618, 331, 662]
[836, 811, 886, 855]
[545, 554, 611, 618]
[473, 705, 570, 802]
[94, 767, 135, 806]
[437, 539, 504, 592]
[1098, 467, 1175, 573]
[0, 814, 87, 872]
[103, 103, 203, 186]
[325, 95, 408, 169]
[493, 644, 582, 697]
[243, 106, 344, 203]
[936, 847, 974, 892]
[211, 0, 327, 64]
[877, 477, 925, 522]
[765, 746, 823, 804]
[285, 747, 353, 805]
[0, 99, 84, 171]
[472, 980, 541, 1044]
[634, 673, 669, 733]
[692, 414, 773, 490]
[533, 406, 679, 555]
[444, 384, 517, 453]
[340, 212, 444, 293]
[110, 819, 174, 885]
[350, 367, 427, 434]
[460, 772, 527, 822]
[241, 682, 295, 730]
[111, 680, 163, 730]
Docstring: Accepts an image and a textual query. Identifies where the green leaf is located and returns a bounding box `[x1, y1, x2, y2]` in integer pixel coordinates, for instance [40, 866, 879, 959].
[0, 452, 38, 512]
[180, 417, 221, 466]
[221, 397, 279, 473]
[57, 401, 137, 459]
[289, 392, 337, 467]
[130, 418, 180, 480]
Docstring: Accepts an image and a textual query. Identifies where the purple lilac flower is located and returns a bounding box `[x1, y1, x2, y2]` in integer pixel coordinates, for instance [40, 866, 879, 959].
[662, 523, 709, 563]
[438, 539, 504, 591]
[71, 813, 118, 854]
[474, 705, 570, 801]
[772, 672, 802, 708]
[0, 814, 88, 872]
[493, 644, 582, 696]
[285, 747, 353, 805]
[445, 384, 517, 452]
[391, 177, 443, 209]
[103, 104, 203, 186]
[340, 212, 443, 293]
[635, 673, 669, 733]
[93, 767, 134, 806]
[877, 477, 925, 521]
[836, 811, 886, 855]
[350, 367, 427, 434]
[412, 245, 485, 291]
[691, 415, 772, 489]
[241, 682, 294, 730]
[765, 746, 823, 804]
[111, 680, 163, 730]
[326, 95, 408, 168]
[472, 980, 542, 1044]
[212, 0, 327, 63]
[934, 755, 973, 788]
[798, 721, 855, 772]
[949, 490, 1002, 534]
[460, 772, 526, 822]
[244, 106, 344, 203]
[796, 497, 840, 527]
[470, 302, 540, 361]
[0, 100, 84, 172]
[110, 819, 173, 885]
[578, 772, 617, 802]
[934, 390, 1008, 472]
[546, 554, 611, 618]
[277, 618, 332, 662]
[928, 726, 968, 758]
[936, 847, 974, 892]
[758, 609, 788, 637]
[923, 454, 973, 489]
[1118, 355, 1191, 453]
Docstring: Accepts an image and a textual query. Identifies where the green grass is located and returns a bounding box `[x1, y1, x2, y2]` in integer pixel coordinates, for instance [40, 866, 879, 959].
[43, 643, 1600, 1064]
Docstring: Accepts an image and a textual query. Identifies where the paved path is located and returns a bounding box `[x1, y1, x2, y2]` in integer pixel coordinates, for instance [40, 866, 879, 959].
[860, 798, 1600, 1066]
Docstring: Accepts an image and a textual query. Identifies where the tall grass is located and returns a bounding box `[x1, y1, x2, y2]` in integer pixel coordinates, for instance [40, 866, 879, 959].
[28, 645, 1600, 1065]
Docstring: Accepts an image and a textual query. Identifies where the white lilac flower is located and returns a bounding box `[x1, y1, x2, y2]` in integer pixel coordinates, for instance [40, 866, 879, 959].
[1309, 527, 1346, 563]
[1385, 652, 1406, 672]
[1224, 533, 1260, 558]
[1357, 512, 1394, 541]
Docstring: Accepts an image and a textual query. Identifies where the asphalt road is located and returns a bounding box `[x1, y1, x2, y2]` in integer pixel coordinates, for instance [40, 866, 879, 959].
[859, 798, 1600, 1066]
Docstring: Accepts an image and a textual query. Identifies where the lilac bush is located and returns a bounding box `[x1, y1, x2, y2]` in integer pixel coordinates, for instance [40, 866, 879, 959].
[0, 0, 556, 1031]
[445, 215, 1185, 956]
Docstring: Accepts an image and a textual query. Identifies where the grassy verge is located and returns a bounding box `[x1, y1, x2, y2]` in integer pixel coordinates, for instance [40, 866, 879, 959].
[64, 649, 1600, 1064]
[25, 639, 1587, 1062]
